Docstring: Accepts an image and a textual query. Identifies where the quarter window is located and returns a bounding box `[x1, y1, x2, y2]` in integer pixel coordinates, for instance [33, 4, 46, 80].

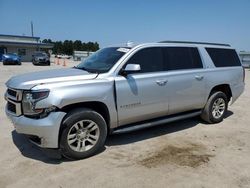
[205, 48, 241, 67]
[163, 47, 203, 70]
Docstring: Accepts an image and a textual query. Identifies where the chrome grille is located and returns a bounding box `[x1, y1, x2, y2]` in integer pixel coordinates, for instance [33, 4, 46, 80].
[7, 88, 17, 98]
[7, 101, 16, 113]
[5, 88, 23, 116]
[6, 88, 22, 101]
[38, 58, 45, 61]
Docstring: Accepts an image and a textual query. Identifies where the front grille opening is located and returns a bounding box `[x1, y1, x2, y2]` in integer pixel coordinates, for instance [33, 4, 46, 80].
[7, 89, 17, 98]
[7, 102, 16, 113]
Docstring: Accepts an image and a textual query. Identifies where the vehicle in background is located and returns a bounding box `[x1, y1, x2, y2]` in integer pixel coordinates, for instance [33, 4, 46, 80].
[56, 54, 71, 59]
[2, 53, 21, 65]
[32, 52, 50, 66]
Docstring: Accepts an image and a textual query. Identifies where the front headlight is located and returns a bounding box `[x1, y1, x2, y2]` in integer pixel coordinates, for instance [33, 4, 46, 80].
[22, 90, 50, 117]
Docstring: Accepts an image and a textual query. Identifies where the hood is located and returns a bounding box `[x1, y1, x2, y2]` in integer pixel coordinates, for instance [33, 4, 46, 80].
[6, 68, 98, 90]
[3, 54, 18, 59]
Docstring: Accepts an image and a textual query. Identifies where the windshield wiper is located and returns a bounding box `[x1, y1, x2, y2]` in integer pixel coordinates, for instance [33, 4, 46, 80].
[73, 66, 87, 71]
[73, 66, 99, 74]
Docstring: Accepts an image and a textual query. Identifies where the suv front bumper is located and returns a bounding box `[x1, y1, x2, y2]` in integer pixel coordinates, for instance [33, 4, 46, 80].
[6, 108, 66, 148]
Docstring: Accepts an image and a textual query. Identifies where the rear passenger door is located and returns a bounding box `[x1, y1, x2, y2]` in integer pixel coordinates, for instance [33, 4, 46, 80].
[163, 47, 206, 114]
[115, 47, 169, 126]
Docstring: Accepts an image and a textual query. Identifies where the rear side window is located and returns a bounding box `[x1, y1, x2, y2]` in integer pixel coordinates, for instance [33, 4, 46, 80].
[162, 47, 203, 70]
[126, 47, 164, 73]
[205, 48, 241, 67]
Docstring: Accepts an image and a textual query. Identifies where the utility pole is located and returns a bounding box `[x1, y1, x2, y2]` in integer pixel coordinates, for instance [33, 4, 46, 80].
[31, 21, 34, 37]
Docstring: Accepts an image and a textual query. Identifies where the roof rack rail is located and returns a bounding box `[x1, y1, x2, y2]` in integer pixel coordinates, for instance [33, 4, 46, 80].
[159, 40, 231, 47]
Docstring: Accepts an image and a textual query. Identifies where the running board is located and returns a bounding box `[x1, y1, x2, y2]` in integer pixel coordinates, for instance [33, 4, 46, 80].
[112, 110, 202, 134]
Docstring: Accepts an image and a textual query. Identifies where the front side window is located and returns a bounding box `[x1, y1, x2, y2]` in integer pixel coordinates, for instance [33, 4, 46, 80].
[163, 47, 203, 70]
[125, 47, 164, 73]
[76, 47, 128, 73]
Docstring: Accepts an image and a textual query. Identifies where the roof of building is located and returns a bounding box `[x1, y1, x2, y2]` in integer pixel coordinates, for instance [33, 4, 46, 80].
[0, 34, 53, 48]
[0, 34, 40, 39]
[0, 41, 53, 48]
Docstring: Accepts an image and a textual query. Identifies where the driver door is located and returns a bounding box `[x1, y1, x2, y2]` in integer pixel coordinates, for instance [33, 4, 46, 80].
[115, 47, 169, 126]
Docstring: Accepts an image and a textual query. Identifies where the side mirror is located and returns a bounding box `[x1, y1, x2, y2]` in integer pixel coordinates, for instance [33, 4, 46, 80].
[121, 64, 141, 76]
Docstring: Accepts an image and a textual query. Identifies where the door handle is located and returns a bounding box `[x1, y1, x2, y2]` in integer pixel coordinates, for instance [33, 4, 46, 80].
[195, 75, 204, 81]
[156, 80, 168, 86]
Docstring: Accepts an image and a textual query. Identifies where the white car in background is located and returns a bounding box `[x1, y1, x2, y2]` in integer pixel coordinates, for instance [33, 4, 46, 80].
[56, 54, 71, 59]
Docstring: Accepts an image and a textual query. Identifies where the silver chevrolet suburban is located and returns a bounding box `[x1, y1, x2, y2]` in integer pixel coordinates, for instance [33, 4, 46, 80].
[5, 41, 245, 159]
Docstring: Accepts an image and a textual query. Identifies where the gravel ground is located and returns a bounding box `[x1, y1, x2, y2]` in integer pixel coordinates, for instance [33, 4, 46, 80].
[0, 62, 249, 188]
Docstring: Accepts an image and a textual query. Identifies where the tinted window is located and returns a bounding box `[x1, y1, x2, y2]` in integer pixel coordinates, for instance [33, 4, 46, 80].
[126, 47, 164, 73]
[206, 48, 241, 67]
[163, 47, 203, 70]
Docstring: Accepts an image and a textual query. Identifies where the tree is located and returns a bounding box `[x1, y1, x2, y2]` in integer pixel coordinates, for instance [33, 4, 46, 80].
[63, 40, 73, 55]
[42, 39, 53, 43]
[73, 40, 82, 51]
[42, 39, 100, 55]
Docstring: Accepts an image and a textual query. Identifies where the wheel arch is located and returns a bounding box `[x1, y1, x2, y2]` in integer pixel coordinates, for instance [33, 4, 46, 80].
[208, 84, 232, 102]
[58, 101, 111, 147]
[60, 101, 111, 129]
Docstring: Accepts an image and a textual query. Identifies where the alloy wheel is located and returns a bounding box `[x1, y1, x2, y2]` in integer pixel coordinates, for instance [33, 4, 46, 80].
[67, 120, 100, 152]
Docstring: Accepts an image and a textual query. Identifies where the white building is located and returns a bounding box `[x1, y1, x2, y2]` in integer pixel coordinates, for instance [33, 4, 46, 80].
[73, 50, 94, 61]
[239, 51, 250, 67]
[0, 34, 53, 61]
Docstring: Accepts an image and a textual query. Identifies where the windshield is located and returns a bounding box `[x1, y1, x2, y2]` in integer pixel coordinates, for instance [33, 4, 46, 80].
[76, 47, 128, 73]
[5, 53, 17, 56]
[34, 52, 47, 56]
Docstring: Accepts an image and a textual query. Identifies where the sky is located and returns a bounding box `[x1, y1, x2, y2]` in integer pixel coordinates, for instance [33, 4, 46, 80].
[0, 0, 250, 51]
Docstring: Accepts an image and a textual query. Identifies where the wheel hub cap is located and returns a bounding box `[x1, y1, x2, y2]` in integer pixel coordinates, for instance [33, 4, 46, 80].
[212, 98, 225, 119]
[67, 120, 100, 152]
[77, 131, 87, 139]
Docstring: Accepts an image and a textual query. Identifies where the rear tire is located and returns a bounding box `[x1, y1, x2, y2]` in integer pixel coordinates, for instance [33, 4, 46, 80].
[201, 91, 228, 123]
[60, 108, 107, 160]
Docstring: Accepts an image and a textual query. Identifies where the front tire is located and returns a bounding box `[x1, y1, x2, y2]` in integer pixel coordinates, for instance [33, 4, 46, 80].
[201, 91, 228, 123]
[60, 108, 107, 160]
